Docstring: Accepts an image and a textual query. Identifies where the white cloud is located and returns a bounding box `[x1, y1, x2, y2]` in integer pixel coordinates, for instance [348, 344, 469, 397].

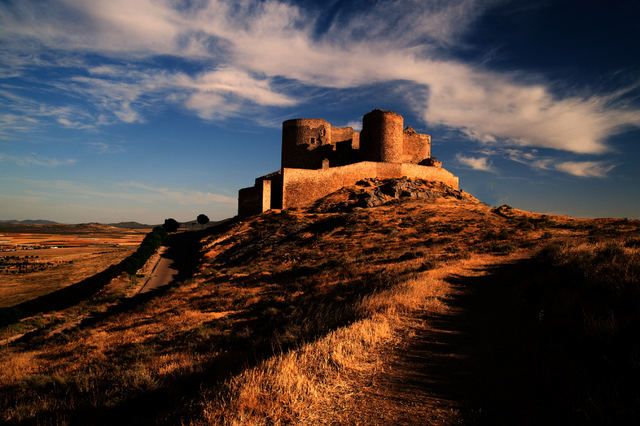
[177, 67, 296, 120]
[0, 88, 96, 136]
[456, 154, 494, 172]
[555, 161, 616, 178]
[88, 141, 125, 154]
[502, 148, 615, 178]
[0, 153, 76, 167]
[0, 0, 639, 153]
[531, 158, 553, 170]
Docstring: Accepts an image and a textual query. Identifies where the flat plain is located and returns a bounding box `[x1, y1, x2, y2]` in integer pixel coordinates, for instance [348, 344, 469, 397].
[0, 225, 149, 307]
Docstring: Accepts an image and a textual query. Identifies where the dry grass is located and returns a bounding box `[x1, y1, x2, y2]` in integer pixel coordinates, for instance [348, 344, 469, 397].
[0, 180, 638, 424]
[0, 230, 146, 307]
[201, 264, 452, 425]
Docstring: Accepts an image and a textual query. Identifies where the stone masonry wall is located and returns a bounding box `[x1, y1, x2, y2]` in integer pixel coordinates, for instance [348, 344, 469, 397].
[282, 119, 333, 169]
[402, 127, 431, 164]
[331, 127, 355, 145]
[281, 161, 459, 209]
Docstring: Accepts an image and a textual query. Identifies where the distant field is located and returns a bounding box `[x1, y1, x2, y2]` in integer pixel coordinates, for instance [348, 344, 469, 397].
[0, 227, 148, 307]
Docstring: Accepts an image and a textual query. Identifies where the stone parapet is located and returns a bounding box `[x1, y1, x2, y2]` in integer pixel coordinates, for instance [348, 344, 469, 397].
[281, 161, 459, 209]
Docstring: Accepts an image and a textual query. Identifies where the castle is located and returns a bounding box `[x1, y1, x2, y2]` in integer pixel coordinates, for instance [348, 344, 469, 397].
[238, 109, 459, 216]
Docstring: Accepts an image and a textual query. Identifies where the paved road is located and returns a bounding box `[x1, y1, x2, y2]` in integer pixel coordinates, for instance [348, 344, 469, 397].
[139, 253, 178, 294]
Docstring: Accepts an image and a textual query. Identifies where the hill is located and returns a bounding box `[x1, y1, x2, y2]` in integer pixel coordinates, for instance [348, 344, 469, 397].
[0, 219, 59, 225]
[0, 178, 638, 425]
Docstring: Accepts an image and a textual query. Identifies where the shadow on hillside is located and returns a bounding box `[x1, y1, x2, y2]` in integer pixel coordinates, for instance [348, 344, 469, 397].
[6, 233, 404, 424]
[74, 269, 396, 425]
[392, 258, 639, 425]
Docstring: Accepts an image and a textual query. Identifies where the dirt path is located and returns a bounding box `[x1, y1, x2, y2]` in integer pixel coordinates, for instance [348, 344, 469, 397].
[138, 248, 178, 294]
[351, 253, 531, 425]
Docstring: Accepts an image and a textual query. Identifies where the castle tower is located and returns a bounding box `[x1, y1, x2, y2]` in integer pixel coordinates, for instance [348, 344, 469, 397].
[360, 110, 404, 163]
[282, 118, 332, 169]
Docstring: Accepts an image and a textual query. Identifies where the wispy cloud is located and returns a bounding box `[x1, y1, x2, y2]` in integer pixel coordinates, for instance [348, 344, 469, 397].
[0, 88, 96, 138]
[0, 0, 639, 153]
[0, 153, 77, 167]
[500, 148, 616, 178]
[555, 161, 616, 178]
[116, 181, 236, 205]
[11, 178, 235, 206]
[456, 154, 494, 172]
[177, 67, 297, 120]
[88, 142, 125, 154]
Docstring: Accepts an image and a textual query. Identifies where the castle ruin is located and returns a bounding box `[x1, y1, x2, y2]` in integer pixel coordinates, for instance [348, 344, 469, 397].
[238, 109, 459, 216]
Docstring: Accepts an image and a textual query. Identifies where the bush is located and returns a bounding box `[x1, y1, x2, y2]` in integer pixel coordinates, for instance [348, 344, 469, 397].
[197, 214, 210, 225]
[122, 227, 168, 275]
[163, 218, 180, 232]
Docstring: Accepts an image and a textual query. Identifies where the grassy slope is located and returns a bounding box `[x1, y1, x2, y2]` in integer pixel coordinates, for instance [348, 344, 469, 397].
[0, 179, 638, 424]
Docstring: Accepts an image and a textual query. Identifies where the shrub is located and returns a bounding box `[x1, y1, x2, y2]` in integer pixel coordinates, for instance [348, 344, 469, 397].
[122, 227, 168, 275]
[163, 218, 180, 232]
[197, 214, 210, 225]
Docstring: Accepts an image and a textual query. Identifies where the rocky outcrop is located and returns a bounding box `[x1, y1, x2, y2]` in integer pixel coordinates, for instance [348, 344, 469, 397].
[310, 177, 478, 213]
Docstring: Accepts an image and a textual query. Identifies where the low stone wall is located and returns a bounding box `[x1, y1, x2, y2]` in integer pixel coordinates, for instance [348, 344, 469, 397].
[282, 161, 459, 209]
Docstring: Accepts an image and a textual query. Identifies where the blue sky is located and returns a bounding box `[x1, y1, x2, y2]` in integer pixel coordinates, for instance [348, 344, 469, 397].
[1, 0, 639, 223]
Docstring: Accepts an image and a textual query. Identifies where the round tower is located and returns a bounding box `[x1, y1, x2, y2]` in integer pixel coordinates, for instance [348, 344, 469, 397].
[360, 110, 404, 163]
[281, 119, 332, 169]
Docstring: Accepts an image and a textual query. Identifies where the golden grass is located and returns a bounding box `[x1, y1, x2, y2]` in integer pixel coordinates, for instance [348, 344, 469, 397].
[200, 260, 462, 425]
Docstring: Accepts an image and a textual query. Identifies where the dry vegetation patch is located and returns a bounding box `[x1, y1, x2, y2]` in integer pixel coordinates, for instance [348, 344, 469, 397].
[200, 257, 488, 425]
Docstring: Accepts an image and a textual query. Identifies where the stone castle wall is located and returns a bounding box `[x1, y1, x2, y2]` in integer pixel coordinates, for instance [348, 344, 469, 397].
[402, 128, 431, 164]
[238, 173, 281, 217]
[331, 127, 358, 147]
[281, 162, 459, 209]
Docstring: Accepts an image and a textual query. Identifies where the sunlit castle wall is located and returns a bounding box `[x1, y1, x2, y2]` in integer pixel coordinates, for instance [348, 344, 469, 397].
[402, 128, 431, 164]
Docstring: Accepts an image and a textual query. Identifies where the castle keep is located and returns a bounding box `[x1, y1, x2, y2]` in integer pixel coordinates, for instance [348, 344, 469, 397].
[238, 109, 459, 216]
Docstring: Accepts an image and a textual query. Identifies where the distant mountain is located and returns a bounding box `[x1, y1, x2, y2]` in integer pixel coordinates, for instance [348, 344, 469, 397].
[108, 222, 153, 229]
[0, 220, 152, 234]
[0, 219, 59, 225]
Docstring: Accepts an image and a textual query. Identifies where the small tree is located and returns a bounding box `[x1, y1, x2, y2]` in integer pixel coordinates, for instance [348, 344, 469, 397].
[197, 214, 210, 226]
[163, 218, 179, 232]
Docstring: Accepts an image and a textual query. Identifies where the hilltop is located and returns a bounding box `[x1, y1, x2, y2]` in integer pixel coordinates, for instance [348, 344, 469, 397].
[0, 178, 639, 425]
